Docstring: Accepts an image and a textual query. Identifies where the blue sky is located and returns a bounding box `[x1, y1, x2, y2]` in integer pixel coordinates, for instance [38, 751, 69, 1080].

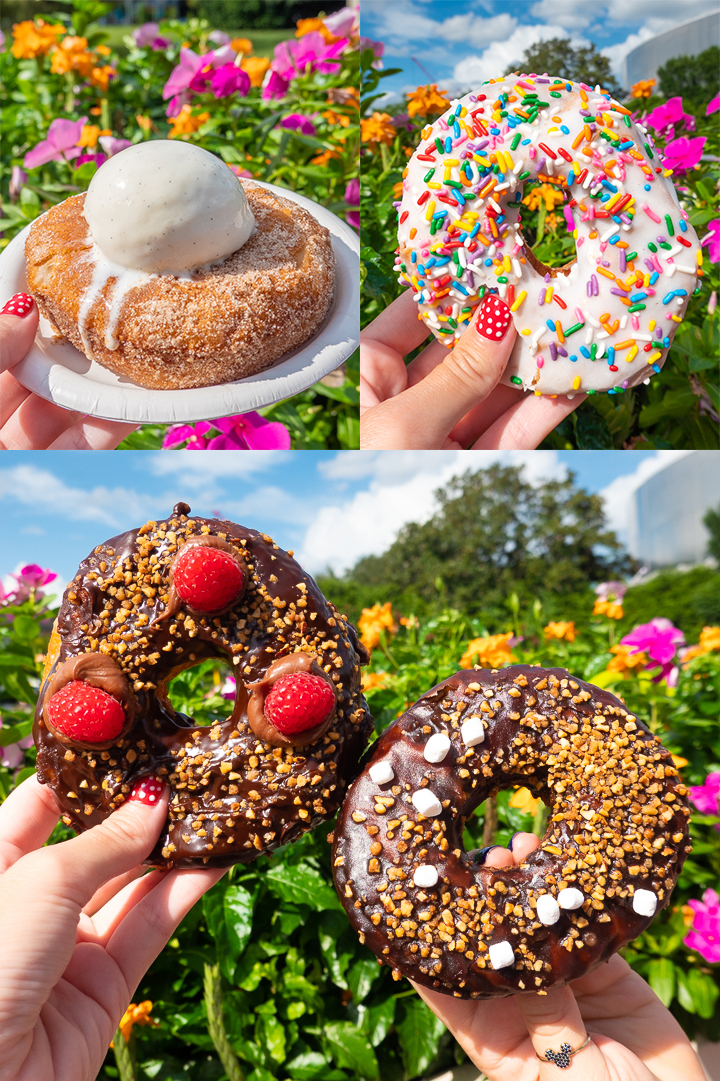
[0, 450, 692, 602]
[361, 0, 720, 101]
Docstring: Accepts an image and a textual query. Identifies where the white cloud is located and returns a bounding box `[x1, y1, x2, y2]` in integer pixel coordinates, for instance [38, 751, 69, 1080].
[368, 2, 517, 57]
[146, 451, 290, 480]
[0, 466, 151, 526]
[453, 24, 587, 88]
[604, 0, 720, 27]
[299, 451, 566, 575]
[599, 451, 694, 550]
[529, 0, 595, 30]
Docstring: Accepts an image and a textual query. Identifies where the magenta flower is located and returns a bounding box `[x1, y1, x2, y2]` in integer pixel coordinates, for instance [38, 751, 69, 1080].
[99, 135, 132, 157]
[272, 32, 347, 80]
[323, 7, 358, 37]
[281, 113, 317, 136]
[620, 618, 685, 685]
[23, 116, 88, 169]
[163, 47, 211, 100]
[706, 95, 720, 116]
[684, 888, 720, 964]
[132, 22, 171, 50]
[0, 30, 5, 53]
[662, 135, 706, 175]
[700, 219, 720, 263]
[345, 178, 360, 230]
[392, 113, 412, 131]
[10, 564, 57, 603]
[9, 165, 26, 200]
[162, 412, 291, 450]
[74, 153, 106, 168]
[262, 69, 291, 101]
[228, 165, 254, 179]
[594, 581, 627, 602]
[220, 674, 236, 699]
[209, 63, 250, 99]
[644, 96, 695, 139]
[359, 36, 385, 69]
[689, 772, 720, 816]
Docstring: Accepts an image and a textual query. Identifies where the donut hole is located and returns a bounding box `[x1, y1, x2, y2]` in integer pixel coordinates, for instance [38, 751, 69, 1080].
[165, 658, 239, 726]
[462, 787, 548, 855]
[518, 179, 576, 272]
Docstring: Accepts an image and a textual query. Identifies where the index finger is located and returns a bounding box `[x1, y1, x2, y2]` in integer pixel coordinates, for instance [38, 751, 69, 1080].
[0, 774, 60, 874]
[361, 288, 431, 358]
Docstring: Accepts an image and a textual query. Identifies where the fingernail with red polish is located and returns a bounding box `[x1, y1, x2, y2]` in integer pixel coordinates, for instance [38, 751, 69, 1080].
[476, 293, 512, 341]
[1, 293, 35, 319]
[128, 776, 164, 805]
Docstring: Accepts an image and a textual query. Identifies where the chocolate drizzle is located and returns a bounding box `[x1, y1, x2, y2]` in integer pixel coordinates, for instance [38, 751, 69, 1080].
[35, 505, 373, 869]
[247, 652, 337, 748]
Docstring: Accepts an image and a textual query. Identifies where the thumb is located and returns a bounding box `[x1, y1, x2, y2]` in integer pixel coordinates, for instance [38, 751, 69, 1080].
[0, 293, 39, 373]
[517, 985, 608, 1079]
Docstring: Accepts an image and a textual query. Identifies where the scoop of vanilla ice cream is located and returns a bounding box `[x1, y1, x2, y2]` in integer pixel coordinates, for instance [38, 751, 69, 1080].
[83, 140, 255, 273]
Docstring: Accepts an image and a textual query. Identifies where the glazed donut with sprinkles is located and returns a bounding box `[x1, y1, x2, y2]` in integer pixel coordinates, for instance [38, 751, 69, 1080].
[34, 503, 373, 869]
[395, 74, 703, 397]
[332, 665, 691, 998]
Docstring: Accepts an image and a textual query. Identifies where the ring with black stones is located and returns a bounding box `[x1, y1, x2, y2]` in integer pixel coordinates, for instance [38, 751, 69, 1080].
[536, 1034, 591, 1069]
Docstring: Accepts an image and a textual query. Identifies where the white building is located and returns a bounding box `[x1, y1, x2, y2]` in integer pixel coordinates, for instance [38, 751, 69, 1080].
[629, 452, 720, 568]
[622, 10, 720, 88]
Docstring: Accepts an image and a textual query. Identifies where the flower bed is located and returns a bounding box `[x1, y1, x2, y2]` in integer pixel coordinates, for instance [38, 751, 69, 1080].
[360, 55, 719, 450]
[1, 567, 718, 1078]
[0, 4, 361, 449]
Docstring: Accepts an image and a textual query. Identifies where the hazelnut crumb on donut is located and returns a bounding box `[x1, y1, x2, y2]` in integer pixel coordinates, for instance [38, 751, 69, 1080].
[34, 504, 372, 869]
[332, 665, 691, 998]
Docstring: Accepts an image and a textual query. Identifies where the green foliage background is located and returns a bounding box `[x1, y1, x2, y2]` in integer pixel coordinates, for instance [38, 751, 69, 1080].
[360, 49, 720, 450]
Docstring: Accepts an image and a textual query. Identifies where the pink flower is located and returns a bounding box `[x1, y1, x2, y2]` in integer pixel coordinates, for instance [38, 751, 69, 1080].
[323, 6, 358, 38]
[220, 675, 236, 699]
[209, 63, 250, 99]
[271, 32, 347, 81]
[359, 37, 384, 69]
[132, 23, 171, 50]
[10, 564, 58, 603]
[700, 219, 720, 263]
[9, 165, 26, 200]
[662, 135, 706, 175]
[262, 69, 291, 101]
[345, 178, 360, 205]
[162, 48, 210, 100]
[684, 888, 720, 964]
[594, 581, 627, 602]
[98, 135, 132, 157]
[620, 618, 685, 685]
[706, 95, 720, 116]
[208, 31, 231, 46]
[0, 715, 33, 768]
[74, 153, 106, 168]
[281, 113, 317, 135]
[228, 166, 254, 179]
[162, 412, 291, 450]
[644, 97, 695, 139]
[23, 116, 88, 169]
[689, 772, 720, 816]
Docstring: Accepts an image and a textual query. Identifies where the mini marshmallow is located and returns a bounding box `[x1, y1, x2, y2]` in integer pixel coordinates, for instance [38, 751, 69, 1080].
[489, 940, 515, 970]
[412, 789, 443, 817]
[558, 888, 584, 910]
[633, 889, 658, 918]
[413, 864, 439, 888]
[369, 761, 394, 785]
[461, 716, 485, 747]
[536, 894, 561, 926]
[424, 733, 451, 763]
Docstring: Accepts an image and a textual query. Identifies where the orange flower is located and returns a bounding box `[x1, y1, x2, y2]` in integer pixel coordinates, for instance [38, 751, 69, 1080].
[682, 626, 720, 664]
[11, 19, 64, 59]
[392, 180, 404, 199]
[77, 124, 111, 149]
[406, 83, 450, 119]
[544, 621, 576, 642]
[593, 598, 623, 620]
[631, 78, 656, 99]
[322, 108, 351, 128]
[241, 56, 270, 87]
[231, 37, 253, 54]
[606, 644, 648, 676]
[460, 633, 515, 670]
[111, 1001, 158, 1046]
[168, 104, 211, 139]
[509, 787, 541, 816]
[136, 114, 153, 132]
[50, 36, 95, 77]
[358, 602, 397, 651]
[96, 43, 112, 56]
[295, 18, 338, 44]
[361, 112, 396, 148]
[671, 755, 689, 769]
[311, 147, 341, 166]
[523, 183, 564, 212]
[362, 671, 388, 692]
[90, 64, 116, 91]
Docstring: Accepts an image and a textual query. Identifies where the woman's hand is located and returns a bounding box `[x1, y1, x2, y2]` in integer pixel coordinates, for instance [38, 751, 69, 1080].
[360, 290, 583, 449]
[0, 774, 225, 1081]
[0, 293, 136, 449]
[413, 832, 705, 1081]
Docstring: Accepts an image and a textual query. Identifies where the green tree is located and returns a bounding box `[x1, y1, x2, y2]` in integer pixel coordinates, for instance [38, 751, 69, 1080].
[658, 46, 720, 106]
[319, 464, 634, 624]
[187, 0, 344, 30]
[703, 501, 720, 563]
[515, 37, 624, 97]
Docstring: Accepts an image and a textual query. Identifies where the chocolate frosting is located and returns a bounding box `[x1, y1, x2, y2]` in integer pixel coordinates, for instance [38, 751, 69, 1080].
[34, 504, 373, 869]
[332, 665, 692, 998]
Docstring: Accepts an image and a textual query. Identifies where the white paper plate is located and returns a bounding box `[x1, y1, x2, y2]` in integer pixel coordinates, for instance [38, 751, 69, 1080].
[0, 181, 359, 424]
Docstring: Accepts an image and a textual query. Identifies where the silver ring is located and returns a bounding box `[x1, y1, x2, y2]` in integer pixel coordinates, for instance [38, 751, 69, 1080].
[536, 1034, 591, 1069]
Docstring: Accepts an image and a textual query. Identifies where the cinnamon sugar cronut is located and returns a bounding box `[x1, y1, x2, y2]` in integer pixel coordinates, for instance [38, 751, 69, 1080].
[24, 182, 335, 390]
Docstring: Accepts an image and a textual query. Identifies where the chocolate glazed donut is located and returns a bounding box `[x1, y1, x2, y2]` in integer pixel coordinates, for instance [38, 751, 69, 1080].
[34, 503, 373, 869]
[332, 666, 692, 998]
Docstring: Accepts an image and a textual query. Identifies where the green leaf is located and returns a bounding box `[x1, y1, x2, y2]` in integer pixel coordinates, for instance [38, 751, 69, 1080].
[286, 1049, 329, 1081]
[262, 1013, 286, 1063]
[0, 720, 33, 747]
[676, 969, 696, 1013]
[224, 884, 254, 957]
[266, 862, 342, 911]
[365, 996, 396, 1047]
[324, 1021, 379, 1081]
[684, 968, 719, 1019]
[12, 616, 40, 641]
[347, 956, 380, 1003]
[647, 957, 675, 1006]
[396, 996, 447, 1077]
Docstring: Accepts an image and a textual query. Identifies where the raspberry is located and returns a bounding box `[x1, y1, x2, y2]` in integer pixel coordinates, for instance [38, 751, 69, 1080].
[173, 547, 244, 612]
[47, 680, 125, 743]
[264, 673, 335, 736]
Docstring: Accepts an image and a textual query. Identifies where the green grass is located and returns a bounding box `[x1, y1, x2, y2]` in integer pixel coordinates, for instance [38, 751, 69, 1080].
[99, 24, 292, 56]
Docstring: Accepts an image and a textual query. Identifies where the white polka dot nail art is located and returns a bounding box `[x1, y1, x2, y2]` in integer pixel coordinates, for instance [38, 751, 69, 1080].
[1, 292, 34, 319]
[128, 775, 164, 805]
[476, 294, 512, 341]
